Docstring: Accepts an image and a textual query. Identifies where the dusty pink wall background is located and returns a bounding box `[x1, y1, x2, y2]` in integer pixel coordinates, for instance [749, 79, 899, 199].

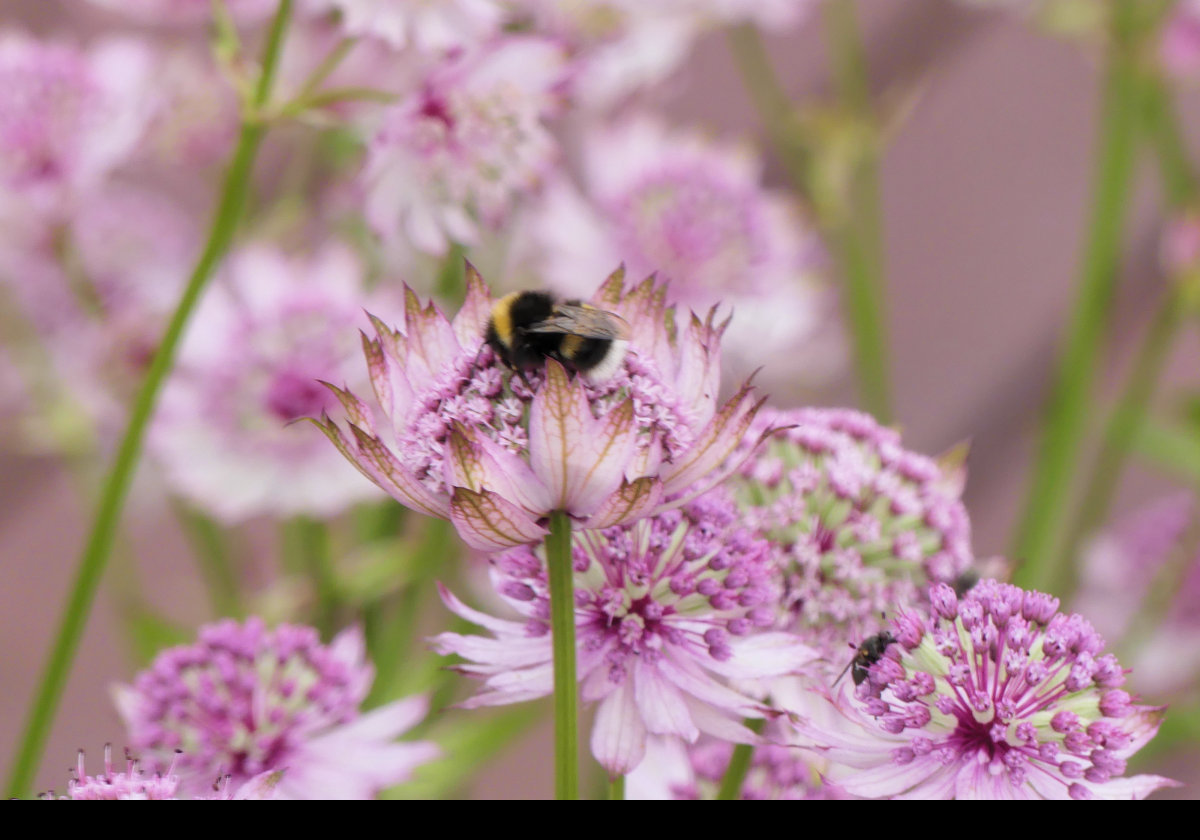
[1, 0, 1196, 796]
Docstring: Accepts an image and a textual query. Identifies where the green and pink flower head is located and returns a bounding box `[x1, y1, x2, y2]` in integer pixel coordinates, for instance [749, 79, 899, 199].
[728, 406, 973, 663]
[794, 579, 1177, 799]
[114, 619, 438, 800]
[52, 745, 282, 800]
[316, 265, 766, 550]
[432, 487, 816, 775]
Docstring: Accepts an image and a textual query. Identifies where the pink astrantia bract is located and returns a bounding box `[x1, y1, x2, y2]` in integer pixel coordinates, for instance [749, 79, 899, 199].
[432, 487, 816, 775]
[790, 579, 1177, 799]
[1161, 0, 1200, 78]
[362, 37, 567, 256]
[113, 619, 438, 800]
[315, 266, 765, 550]
[531, 116, 836, 389]
[727, 407, 974, 663]
[151, 243, 394, 521]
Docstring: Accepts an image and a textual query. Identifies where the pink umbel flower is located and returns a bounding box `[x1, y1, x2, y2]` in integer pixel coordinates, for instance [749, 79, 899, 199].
[0, 33, 152, 214]
[315, 267, 765, 550]
[531, 117, 836, 389]
[151, 243, 393, 521]
[114, 619, 438, 800]
[52, 746, 282, 800]
[362, 37, 567, 256]
[432, 487, 817, 775]
[791, 580, 1177, 799]
[728, 407, 973, 663]
[307, 0, 505, 52]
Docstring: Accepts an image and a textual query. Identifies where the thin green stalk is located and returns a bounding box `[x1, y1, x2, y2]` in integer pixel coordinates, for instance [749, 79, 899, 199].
[173, 501, 242, 618]
[1142, 79, 1196, 208]
[282, 516, 337, 637]
[546, 510, 578, 800]
[823, 0, 892, 422]
[3, 0, 294, 799]
[724, 24, 808, 188]
[715, 719, 766, 800]
[1060, 292, 1184, 576]
[608, 775, 625, 800]
[1011, 0, 1143, 595]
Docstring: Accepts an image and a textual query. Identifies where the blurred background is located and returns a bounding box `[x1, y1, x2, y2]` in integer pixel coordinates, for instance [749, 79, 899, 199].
[1, 0, 1197, 797]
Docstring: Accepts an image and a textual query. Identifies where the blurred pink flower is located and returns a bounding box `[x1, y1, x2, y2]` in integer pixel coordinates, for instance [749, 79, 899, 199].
[362, 37, 567, 256]
[790, 580, 1177, 800]
[114, 619, 438, 800]
[306, 0, 505, 52]
[728, 407, 973, 664]
[83, 0, 277, 27]
[316, 268, 765, 550]
[626, 734, 844, 800]
[53, 746, 283, 800]
[0, 33, 153, 215]
[150, 243, 392, 521]
[432, 488, 816, 775]
[1161, 0, 1200, 78]
[530, 116, 837, 389]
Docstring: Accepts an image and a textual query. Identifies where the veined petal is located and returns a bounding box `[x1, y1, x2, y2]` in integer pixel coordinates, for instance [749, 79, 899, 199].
[582, 476, 663, 530]
[436, 581, 529, 638]
[660, 383, 763, 497]
[452, 261, 493, 347]
[592, 681, 647, 776]
[449, 487, 547, 550]
[704, 633, 819, 680]
[528, 360, 634, 513]
[347, 423, 449, 518]
[633, 660, 698, 741]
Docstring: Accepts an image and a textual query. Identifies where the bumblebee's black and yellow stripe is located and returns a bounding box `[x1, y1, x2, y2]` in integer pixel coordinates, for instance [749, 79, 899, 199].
[485, 291, 630, 381]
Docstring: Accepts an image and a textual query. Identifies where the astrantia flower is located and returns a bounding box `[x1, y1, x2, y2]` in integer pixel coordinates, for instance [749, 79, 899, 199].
[1076, 494, 1200, 696]
[728, 407, 973, 662]
[307, 0, 505, 52]
[151, 243, 392, 521]
[114, 619, 438, 800]
[0, 34, 152, 214]
[52, 746, 282, 800]
[316, 267, 765, 550]
[792, 579, 1177, 799]
[626, 735, 841, 800]
[362, 37, 566, 256]
[531, 116, 835, 388]
[432, 487, 816, 774]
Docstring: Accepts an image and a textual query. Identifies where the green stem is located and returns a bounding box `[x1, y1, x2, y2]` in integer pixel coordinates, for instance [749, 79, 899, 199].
[607, 775, 625, 800]
[173, 500, 243, 618]
[546, 511, 578, 800]
[282, 516, 337, 637]
[3, 0, 294, 800]
[822, 0, 892, 423]
[1011, 0, 1143, 595]
[1059, 292, 1184, 577]
[1142, 78, 1197, 208]
[715, 719, 765, 800]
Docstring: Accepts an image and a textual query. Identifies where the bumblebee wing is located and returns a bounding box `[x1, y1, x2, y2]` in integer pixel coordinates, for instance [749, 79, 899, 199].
[523, 304, 631, 340]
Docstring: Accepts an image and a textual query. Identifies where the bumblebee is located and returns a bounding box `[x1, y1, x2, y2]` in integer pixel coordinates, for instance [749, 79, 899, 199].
[834, 630, 896, 687]
[485, 291, 631, 381]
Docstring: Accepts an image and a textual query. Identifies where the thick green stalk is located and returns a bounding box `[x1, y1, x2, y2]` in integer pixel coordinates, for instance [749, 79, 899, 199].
[607, 775, 625, 800]
[715, 719, 766, 800]
[1011, 1, 1142, 594]
[3, 0, 294, 799]
[823, 0, 892, 422]
[546, 511, 578, 800]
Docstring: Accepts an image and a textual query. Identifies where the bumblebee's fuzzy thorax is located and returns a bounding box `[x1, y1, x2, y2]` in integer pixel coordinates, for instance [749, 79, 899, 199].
[485, 290, 630, 381]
